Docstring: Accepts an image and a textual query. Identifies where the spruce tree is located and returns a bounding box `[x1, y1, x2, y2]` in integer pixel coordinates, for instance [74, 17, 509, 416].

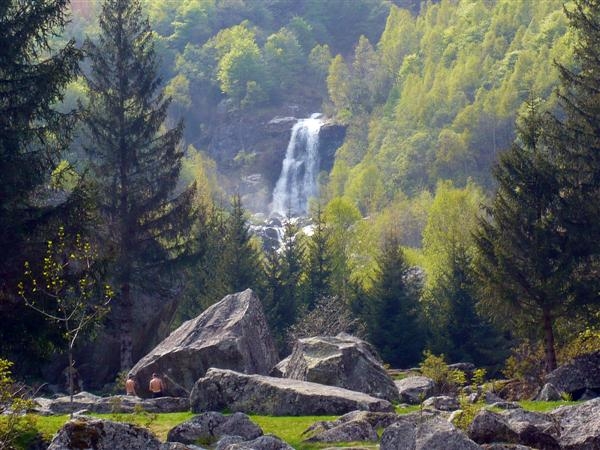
[82, 0, 195, 371]
[368, 233, 424, 368]
[0, 0, 82, 369]
[0, 0, 81, 296]
[549, 0, 600, 313]
[303, 205, 333, 309]
[475, 97, 565, 372]
[222, 194, 264, 293]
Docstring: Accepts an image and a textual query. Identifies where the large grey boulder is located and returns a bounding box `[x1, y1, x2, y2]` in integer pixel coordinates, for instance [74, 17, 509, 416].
[47, 417, 162, 450]
[215, 434, 294, 450]
[395, 376, 435, 404]
[535, 383, 562, 401]
[304, 410, 401, 438]
[467, 408, 560, 449]
[381, 416, 480, 450]
[423, 395, 461, 411]
[303, 419, 378, 443]
[167, 412, 262, 445]
[190, 368, 394, 415]
[130, 289, 279, 397]
[36, 392, 189, 414]
[280, 333, 399, 402]
[551, 397, 600, 449]
[545, 351, 600, 399]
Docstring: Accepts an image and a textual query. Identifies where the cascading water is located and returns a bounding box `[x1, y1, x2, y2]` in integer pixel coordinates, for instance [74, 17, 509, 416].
[271, 113, 323, 217]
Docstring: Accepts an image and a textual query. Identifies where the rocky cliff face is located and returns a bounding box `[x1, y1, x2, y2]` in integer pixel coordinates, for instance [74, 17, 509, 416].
[208, 100, 345, 214]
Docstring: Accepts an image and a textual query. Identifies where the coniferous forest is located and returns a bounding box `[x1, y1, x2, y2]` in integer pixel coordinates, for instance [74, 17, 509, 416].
[2, 0, 600, 415]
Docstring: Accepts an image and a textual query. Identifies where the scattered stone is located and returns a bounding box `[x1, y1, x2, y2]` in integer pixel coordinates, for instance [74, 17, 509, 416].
[215, 434, 294, 450]
[422, 395, 460, 411]
[130, 289, 279, 397]
[381, 416, 480, 450]
[545, 351, 600, 400]
[303, 410, 400, 440]
[282, 333, 400, 402]
[190, 368, 394, 416]
[488, 402, 521, 410]
[167, 411, 262, 445]
[161, 443, 207, 450]
[303, 419, 378, 443]
[480, 445, 533, 450]
[551, 397, 600, 449]
[47, 417, 162, 450]
[395, 376, 435, 404]
[535, 383, 562, 402]
[467, 408, 560, 449]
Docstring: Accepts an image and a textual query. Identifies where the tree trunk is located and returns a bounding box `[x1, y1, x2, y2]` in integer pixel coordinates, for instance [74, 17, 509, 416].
[120, 281, 133, 371]
[542, 308, 557, 373]
[68, 349, 74, 418]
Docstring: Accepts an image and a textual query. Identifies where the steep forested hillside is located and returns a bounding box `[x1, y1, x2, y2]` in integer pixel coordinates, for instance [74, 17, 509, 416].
[4, 0, 600, 393]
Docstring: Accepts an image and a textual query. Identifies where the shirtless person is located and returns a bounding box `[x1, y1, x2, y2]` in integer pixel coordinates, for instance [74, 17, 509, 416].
[125, 375, 136, 396]
[149, 373, 164, 398]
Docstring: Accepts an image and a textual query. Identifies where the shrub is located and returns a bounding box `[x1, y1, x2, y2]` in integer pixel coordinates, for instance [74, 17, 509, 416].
[502, 340, 546, 384]
[419, 350, 466, 394]
[559, 328, 600, 363]
[0, 359, 36, 450]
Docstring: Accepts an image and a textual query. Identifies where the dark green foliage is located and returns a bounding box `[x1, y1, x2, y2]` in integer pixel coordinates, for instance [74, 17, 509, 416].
[429, 247, 509, 371]
[367, 233, 424, 368]
[222, 194, 264, 293]
[549, 0, 600, 314]
[303, 206, 333, 309]
[475, 97, 565, 372]
[82, 0, 195, 370]
[261, 219, 305, 351]
[0, 0, 83, 374]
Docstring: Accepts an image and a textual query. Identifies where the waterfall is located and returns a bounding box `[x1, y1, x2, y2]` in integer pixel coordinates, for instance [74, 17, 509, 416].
[271, 113, 323, 217]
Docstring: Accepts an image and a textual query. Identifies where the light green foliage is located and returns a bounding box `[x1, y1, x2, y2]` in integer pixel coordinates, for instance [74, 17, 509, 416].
[0, 360, 36, 450]
[559, 328, 600, 364]
[419, 351, 466, 394]
[263, 27, 305, 93]
[326, 0, 569, 201]
[453, 394, 485, 431]
[503, 340, 546, 384]
[18, 227, 112, 405]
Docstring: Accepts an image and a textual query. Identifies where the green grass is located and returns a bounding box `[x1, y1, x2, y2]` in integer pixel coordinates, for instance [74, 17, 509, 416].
[8, 400, 582, 450]
[518, 400, 579, 412]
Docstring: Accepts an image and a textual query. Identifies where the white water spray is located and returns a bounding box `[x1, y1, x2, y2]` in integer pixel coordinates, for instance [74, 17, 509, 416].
[271, 114, 323, 217]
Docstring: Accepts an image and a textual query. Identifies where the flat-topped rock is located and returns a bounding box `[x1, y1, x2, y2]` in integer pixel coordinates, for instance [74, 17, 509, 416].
[190, 368, 394, 416]
[280, 333, 399, 402]
[130, 289, 279, 397]
[35, 392, 188, 414]
[47, 417, 162, 450]
[395, 376, 435, 404]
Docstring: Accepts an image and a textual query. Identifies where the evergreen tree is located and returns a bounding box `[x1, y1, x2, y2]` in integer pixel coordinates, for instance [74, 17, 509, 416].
[222, 194, 264, 293]
[82, 0, 195, 371]
[475, 97, 565, 372]
[431, 247, 508, 369]
[0, 0, 82, 371]
[368, 233, 424, 368]
[303, 205, 333, 309]
[261, 218, 305, 350]
[549, 0, 600, 318]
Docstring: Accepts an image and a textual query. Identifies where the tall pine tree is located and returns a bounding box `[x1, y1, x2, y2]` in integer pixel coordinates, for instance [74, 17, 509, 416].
[0, 0, 82, 371]
[368, 233, 424, 368]
[549, 0, 600, 316]
[475, 97, 565, 372]
[82, 0, 195, 371]
[222, 194, 264, 293]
